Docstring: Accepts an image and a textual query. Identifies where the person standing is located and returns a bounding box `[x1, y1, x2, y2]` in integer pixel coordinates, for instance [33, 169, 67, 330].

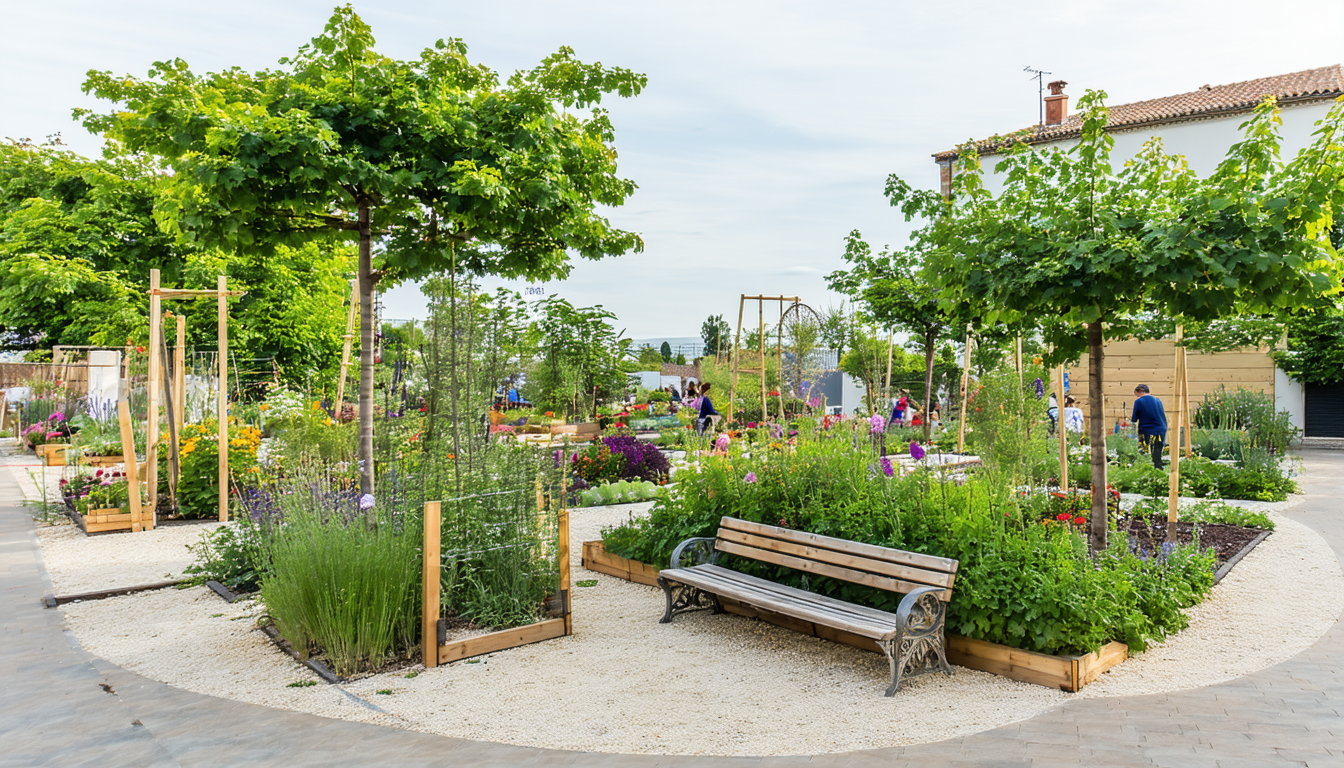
[697, 382, 720, 435]
[1063, 396, 1085, 435]
[1130, 384, 1168, 469]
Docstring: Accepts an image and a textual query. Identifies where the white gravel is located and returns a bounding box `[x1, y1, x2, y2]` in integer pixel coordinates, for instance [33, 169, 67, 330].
[52, 486, 1344, 757]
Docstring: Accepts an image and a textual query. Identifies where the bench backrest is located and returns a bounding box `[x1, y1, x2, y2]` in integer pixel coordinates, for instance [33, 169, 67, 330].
[713, 517, 958, 601]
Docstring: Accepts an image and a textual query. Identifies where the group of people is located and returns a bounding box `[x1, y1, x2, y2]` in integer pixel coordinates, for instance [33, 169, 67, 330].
[1045, 384, 1171, 470]
[888, 390, 939, 430]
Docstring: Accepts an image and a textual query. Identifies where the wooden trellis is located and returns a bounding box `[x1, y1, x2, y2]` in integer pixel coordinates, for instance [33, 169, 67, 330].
[145, 270, 245, 524]
[728, 294, 798, 424]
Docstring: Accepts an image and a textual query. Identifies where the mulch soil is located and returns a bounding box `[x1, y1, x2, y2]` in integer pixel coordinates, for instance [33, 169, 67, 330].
[1123, 515, 1267, 567]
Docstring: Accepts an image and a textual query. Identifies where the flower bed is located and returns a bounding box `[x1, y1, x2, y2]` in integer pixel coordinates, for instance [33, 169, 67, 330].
[601, 417, 1218, 659]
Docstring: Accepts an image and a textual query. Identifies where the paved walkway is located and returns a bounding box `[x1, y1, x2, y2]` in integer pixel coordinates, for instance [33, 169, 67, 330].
[2, 451, 1342, 767]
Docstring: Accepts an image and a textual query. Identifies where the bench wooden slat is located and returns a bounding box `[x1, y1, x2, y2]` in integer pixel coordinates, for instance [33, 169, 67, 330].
[664, 567, 894, 639]
[667, 565, 900, 630]
[716, 528, 956, 590]
[720, 517, 958, 575]
[716, 540, 954, 601]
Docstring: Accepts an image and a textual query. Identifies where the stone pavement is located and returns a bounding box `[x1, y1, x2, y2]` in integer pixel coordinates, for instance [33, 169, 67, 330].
[2, 450, 1341, 767]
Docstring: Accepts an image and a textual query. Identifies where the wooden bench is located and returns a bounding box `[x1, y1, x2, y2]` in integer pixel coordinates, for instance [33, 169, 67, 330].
[657, 516, 959, 695]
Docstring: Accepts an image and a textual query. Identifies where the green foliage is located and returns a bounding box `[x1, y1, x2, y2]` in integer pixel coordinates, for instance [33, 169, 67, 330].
[659, 341, 672, 362]
[701, 314, 731, 356]
[1130, 497, 1275, 531]
[578, 479, 660, 506]
[262, 505, 422, 677]
[601, 420, 1216, 655]
[527, 297, 630, 416]
[1273, 303, 1344, 385]
[1193, 386, 1298, 453]
[183, 516, 272, 593]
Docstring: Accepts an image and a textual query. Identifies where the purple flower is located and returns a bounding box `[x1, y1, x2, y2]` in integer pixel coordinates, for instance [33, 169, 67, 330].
[1033, 378, 1045, 399]
[807, 396, 822, 409]
[910, 442, 926, 460]
[880, 457, 894, 477]
[553, 450, 562, 468]
[50, 411, 66, 422]
[744, 472, 758, 483]
[359, 493, 375, 510]
[870, 414, 886, 434]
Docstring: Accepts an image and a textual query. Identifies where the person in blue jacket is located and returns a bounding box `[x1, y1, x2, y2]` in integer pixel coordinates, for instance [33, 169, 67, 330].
[697, 382, 720, 435]
[1130, 384, 1168, 469]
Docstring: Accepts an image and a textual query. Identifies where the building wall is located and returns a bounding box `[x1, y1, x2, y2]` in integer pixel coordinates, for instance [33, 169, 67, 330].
[972, 100, 1335, 194]
[1060, 338, 1277, 434]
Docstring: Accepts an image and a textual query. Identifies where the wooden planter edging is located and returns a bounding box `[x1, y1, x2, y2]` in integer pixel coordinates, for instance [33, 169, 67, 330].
[1213, 529, 1272, 585]
[582, 539, 662, 586]
[438, 618, 568, 664]
[43, 578, 186, 608]
[580, 539, 1129, 692]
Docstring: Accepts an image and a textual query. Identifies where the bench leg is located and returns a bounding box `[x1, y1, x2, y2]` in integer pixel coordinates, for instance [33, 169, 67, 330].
[657, 577, 718, 623]
[881, 633, 951, 696]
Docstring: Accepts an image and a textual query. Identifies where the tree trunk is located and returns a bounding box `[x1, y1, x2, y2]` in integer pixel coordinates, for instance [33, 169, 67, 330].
[358, 202, 376, 502]
[923, 328, 936, 443]
[1087, 321, 1107, 553]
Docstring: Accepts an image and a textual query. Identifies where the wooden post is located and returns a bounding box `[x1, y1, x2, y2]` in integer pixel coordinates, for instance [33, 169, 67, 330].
[1167, 328, 1185, 543]
[160, 327, 180, 509]
[1056, 364, 1069, 491]
[558, 475, 571, 636]
[147, 270, 161, 521]
[422, 500, 441, 667]
[1182, 347, 1193, 459]
[117, 396, 143, 532]
[758, 299, 766, 423]
[884, 330, 895, 405]
[777, 301, 786, 422]
[218, 275, 229, 523]
[957, 326, 973, 454]
[335, 278, 357, 416]
[174, 315, 186, 434]
[728, 295, 746, 424]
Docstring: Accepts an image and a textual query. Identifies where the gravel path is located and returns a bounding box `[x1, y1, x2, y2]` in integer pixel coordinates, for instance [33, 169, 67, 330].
[54, 491, 1344, 757]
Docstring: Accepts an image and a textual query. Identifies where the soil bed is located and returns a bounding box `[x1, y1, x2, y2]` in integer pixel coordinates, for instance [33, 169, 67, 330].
[1124, 516, 1267, 567]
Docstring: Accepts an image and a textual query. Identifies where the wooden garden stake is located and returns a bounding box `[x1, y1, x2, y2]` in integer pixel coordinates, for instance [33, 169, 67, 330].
[174, 315, 186, 434]
[729, 294, 745, 424]
[147, 269, 162, 517]
[422, 500, 441, 668]
[957, 325, 973, 454]
[1056, 364, 1069, 492]
[884, 329, 895, 404]
[117, 396, 144, 532]
[1167, 327, 1185, 543]
[558, 475, 571, 635]
[335, 278, 357, 416]
[160, 327, 180, 509]
[758, 299, 766, 423]
[218, 275, 228, 523]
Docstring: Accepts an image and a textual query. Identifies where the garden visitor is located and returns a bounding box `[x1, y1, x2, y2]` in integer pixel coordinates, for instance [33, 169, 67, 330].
[890, 390, 909, 426]
[1047, 392, 1059, 435]
[697, 382, 720, 435]
[669, 384, 681, 402]
[1063, 395, 1085, 435]
[1131, 384, 1168, 469]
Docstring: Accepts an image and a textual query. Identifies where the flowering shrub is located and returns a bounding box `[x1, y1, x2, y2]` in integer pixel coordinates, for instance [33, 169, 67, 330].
[169, 420, 262, 518]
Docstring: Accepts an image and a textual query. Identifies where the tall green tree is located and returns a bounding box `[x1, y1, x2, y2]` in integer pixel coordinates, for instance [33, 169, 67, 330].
[701, 314, 731, 357]
[889, 92, 1344, 550]
[79, 5, 646, 493]
[828, 232, 965, 440]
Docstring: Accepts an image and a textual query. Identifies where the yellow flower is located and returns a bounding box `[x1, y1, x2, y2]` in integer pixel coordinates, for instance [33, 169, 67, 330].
[259, 404, 270, 412]
[323, 418, 333, 426]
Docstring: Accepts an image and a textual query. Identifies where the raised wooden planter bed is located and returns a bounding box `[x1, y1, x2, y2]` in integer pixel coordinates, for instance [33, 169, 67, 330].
[551, 422, 600, 436]
[81, 454, 126, 467]
[580, 539, 1128, 692]
[82, 507, 136, 533]
[438, 618, 568, 664]
[37, 444, 70, 466]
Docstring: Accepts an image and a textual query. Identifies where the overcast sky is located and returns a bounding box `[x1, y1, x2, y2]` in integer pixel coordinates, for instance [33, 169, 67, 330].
[4, 0, 1343, 340]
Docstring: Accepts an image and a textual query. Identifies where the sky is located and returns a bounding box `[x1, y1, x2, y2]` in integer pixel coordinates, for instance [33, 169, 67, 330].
[4, 0, 1343, 342]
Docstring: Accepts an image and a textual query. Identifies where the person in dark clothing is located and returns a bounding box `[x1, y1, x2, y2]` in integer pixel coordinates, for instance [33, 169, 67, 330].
[697, 382, 720, 435]
[1130, 384, 1168, 469]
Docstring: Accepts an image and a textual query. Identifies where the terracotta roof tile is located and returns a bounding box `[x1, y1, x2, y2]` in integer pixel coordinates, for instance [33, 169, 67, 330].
[934, 64, 1344, 161]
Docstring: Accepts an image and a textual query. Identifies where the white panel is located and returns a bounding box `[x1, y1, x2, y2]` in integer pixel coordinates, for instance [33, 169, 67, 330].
[1275, 366, 1305, 432]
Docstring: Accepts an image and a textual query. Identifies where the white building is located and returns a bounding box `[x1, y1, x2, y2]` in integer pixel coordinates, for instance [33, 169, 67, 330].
[932, 65, 1344, 437]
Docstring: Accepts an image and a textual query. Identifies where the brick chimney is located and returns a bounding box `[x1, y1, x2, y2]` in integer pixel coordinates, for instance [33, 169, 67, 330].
[1044, 80, 1068, 126]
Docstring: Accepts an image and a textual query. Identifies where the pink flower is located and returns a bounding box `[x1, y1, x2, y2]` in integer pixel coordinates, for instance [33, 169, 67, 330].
[715, 434, 730, 452]
[744, 472, 758, 483]
[870, 414, 886, 434]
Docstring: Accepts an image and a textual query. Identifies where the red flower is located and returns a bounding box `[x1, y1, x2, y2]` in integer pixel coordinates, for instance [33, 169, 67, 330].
[1073, 516, 1087, 525]
[1055, 512, 1072, 522]
[135, 346, 146, 354]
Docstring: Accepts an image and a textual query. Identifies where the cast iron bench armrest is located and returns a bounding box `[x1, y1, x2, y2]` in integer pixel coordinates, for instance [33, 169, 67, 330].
[669, 536, 720, 569]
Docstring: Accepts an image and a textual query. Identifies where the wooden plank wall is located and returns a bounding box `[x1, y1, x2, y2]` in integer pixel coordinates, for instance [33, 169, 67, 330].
[1063, 339, 1275, 429]
[0, 362, 90, 391]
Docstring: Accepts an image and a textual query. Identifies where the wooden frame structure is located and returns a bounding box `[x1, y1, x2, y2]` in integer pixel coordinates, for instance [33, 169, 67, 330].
[146, 270, 245, 524]
[728, 295, 799, 425]
[334, 278, 358, 414]
[421, 480, 571, 668]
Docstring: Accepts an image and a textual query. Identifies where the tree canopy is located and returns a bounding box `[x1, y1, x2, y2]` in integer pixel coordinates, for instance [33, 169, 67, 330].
[78, 5, 647, 492]
[886, 91, 1344, 549]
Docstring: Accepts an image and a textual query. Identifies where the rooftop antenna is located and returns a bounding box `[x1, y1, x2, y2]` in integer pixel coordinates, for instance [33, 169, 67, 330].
[1024, 66, 1052, 126]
